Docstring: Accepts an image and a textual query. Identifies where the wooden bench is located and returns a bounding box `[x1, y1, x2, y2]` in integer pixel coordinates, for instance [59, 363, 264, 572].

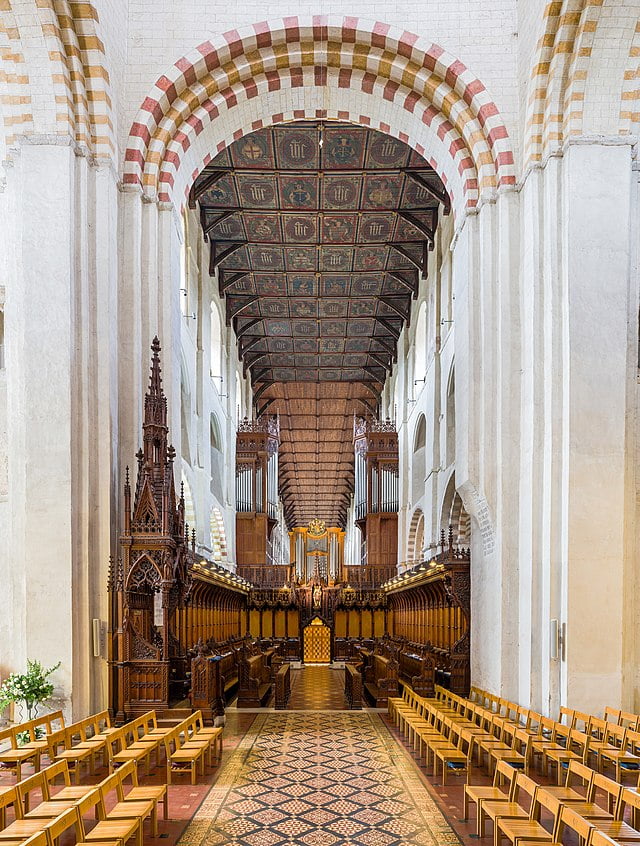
[237, 644, 273, 708]
[397, 646, 436, 698]
[190, 645, 239, 722]
[274, 664, 291, 710]
[361, 650, 399, 708]
[344, 663, 362, 710]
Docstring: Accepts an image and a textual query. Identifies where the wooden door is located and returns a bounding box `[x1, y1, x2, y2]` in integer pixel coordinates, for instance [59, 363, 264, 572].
[303, 618, 331, 663]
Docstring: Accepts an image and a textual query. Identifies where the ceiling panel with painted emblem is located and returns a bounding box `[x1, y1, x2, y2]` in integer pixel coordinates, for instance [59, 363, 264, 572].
[190, 122, 450, 527]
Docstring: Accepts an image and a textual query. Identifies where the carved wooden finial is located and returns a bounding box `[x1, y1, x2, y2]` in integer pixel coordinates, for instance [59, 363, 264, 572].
[191, 528, 196, 552]
[167, 445, 176, 463]
[440, 528, 446, 548]
[149, 337, 162, 395]
[448, 525, 454, 549]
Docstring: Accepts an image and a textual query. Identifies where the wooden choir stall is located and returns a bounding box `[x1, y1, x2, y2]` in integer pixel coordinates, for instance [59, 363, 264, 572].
[108, 339, 249, 720]
[383, 529, 471, 696]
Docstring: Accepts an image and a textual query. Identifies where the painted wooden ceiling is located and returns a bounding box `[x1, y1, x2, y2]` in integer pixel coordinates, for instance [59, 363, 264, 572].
[192, 121, 449, 527]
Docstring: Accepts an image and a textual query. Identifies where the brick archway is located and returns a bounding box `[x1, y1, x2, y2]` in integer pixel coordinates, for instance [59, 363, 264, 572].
[123, 15, 515, 216]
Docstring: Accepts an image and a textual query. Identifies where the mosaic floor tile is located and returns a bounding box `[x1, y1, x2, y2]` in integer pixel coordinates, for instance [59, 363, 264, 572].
[177, 712, 461, 846]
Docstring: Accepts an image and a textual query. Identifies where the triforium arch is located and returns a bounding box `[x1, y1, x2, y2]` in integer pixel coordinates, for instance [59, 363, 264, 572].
[407, 507, 425, 565]
[441, 472, 470, 547]
[524, 0, 640, 166]
[0, 0, 115, 163]
[123, 16, 515, 216]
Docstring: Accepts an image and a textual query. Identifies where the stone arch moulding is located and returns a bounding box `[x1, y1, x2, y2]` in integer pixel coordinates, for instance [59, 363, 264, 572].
[0, 0, 114, 161]
[407, 507, 425, 563]
[123, 16, 515, 217]
[524, 0, 640, 167]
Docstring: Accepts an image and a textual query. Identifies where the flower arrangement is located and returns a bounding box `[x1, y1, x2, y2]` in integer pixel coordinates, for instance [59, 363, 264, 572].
[0, 660, 61, 722]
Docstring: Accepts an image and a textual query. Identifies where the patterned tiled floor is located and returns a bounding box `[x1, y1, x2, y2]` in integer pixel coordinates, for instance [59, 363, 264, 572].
[287, 665, 351, 710]
[177, 711, 460, 846]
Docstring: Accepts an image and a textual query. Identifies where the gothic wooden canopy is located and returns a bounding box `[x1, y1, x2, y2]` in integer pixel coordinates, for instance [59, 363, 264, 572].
[191, 121, 449, 527]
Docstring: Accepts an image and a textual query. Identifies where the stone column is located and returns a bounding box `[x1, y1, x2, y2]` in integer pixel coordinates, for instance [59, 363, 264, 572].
[561, 142, 633, 711]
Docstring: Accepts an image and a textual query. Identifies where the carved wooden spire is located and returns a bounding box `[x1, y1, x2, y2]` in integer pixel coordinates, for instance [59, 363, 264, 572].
[129, 338, 179, 534]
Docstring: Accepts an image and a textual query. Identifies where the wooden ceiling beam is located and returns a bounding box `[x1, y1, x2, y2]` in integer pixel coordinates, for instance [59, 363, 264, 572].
[189, 170, 227, 209]
[389, 242, 423, 272]
[404, 170, 451, 215]
[219, 270, 251, 296]
[375, 316, 401, 340]
[227, 295, 258, 325]
[234, 317, 262, 338]
[398, 211, 435, 248]
[379, 295, 410, 321]
[203, 210, 237, 241]
[209, 241, 246, 276]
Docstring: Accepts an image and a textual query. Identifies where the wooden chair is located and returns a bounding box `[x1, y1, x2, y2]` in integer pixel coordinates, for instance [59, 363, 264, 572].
[42, 806, 82, 846]
[98, 762, 155, 838]
[0, 788, 18, 833]
[600, 727, 640, 783]
[19, 769, 77, 820]
[464, 761, 518, 837]
[494, 787, 564, 846]
[44, 760, 95, 803]
[0, 726, 41, 781]
[120, 758, 168, 834]
[53, 724, 95, 784]
[536, 760, 594, 805]
[192, 712, 223, 763]
[75, 788, 142, 846]
[488, 728, 532, 777]
[559, 771, 620, 822]
[477, 772, 539, 841]
[108, 724, 154, 777]
[543, 729, 590, 785]
[164, 723, 205, 785]
[586, 783, 640, 843]
[432, 718, 470, 784]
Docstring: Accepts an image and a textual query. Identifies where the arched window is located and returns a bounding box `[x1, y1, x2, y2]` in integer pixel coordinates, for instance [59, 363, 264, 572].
[413, 302, 427, 390]
[413, 415, 426, 451]
[412, 414, 427, 504]
[235, 371, 243, 422]
[441, 473, 470, 546]
[210, 302, 223, 380]
[407, 508, 425, 565]
[181, 472, 196, 534]
[180, 360, 191, 465]
[209, 507, 228, 565]
[210, 414, 224, 503]
[446, 366, 455, 467]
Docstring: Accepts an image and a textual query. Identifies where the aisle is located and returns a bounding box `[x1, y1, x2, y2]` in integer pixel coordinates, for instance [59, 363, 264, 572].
[286, 664, 348, 710]
[177, 711, 459, 846]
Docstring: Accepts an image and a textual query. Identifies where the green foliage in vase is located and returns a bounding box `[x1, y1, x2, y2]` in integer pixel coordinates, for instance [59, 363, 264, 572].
[0, 660, 61, 721]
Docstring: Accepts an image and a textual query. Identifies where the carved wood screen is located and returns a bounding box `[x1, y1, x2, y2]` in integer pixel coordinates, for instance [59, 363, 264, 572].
[303, 618, 331, 663]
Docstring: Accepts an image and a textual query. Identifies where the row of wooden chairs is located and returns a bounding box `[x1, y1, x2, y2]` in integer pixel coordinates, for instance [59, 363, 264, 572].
[0, 758, 165, 846]
[469, 686, 640, 784]
[390, 686, 640, 845]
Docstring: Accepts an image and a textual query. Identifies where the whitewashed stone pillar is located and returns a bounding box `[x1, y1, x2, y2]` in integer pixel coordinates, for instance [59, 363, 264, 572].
[561, 143, 634, 712]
